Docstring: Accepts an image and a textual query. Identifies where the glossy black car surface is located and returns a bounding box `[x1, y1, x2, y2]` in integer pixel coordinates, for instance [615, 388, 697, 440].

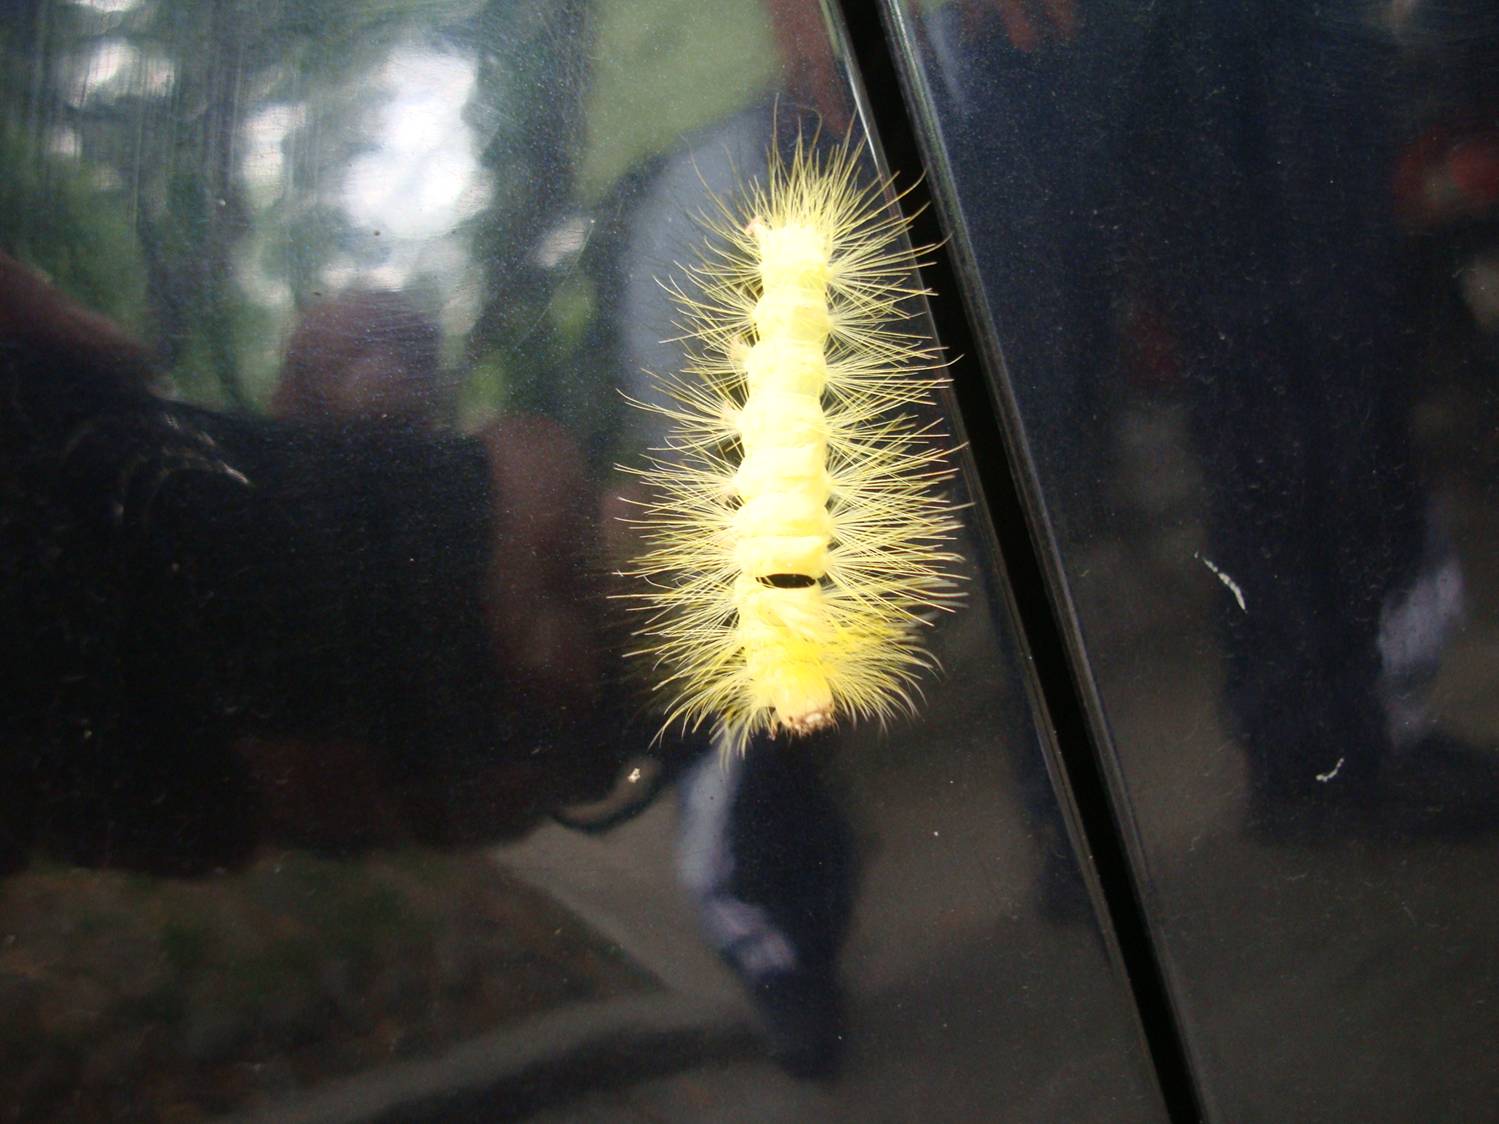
[2, 1, 1497, 1120]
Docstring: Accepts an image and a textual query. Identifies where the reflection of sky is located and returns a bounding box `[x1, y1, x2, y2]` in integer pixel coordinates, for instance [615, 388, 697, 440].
[241, 46, 486, 242]
[234, 42, 490, 398]
[344, 48, 488, 242]
[242, 104, 306, 192]
[68, 38, 173, 106]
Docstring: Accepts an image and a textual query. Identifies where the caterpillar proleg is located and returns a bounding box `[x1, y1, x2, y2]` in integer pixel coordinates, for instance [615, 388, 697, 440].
[622, 132, 963, 755]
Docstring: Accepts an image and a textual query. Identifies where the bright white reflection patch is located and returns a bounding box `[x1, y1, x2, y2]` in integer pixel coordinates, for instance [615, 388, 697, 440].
[68, 38, 173, 107]
[343, 48, 489, 241]
[242, 104, 307, 188]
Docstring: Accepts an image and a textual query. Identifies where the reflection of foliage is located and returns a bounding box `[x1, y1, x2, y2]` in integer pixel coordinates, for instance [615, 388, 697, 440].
[0, 0, 777, 428]
[260, 203, 350, 307]
[0, 852, 652, 1120]
[0, 0, 483, 408]
[0, 124, 149, 335]
[459, 0, 778, 462]
[581, 0, 776, 200]
[462, 0, 593, 426]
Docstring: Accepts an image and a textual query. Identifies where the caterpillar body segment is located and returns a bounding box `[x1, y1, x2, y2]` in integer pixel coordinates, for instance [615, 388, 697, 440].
[623, 135, 963, 755]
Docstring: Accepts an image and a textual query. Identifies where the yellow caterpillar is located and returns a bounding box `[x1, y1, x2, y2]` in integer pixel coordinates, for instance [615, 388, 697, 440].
[621, 132, 963, 755]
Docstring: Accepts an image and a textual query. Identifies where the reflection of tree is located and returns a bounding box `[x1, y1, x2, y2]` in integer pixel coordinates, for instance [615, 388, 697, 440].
[0, 0, 763, 434]
[2, 0, 254, 403]
[151, 0, 254, 404]
[460, 0, 669, 471]
[0, 0, 481, 407]
[462, 0, 596, 426]
[0, 1, 149, 337]
[457, 0, 781, 462]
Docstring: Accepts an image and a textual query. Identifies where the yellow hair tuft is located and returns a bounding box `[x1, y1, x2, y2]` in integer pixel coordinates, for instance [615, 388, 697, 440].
[620, 132, 964, 755]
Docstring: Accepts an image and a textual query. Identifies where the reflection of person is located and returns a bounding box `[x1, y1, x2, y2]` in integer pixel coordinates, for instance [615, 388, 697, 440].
[250, 289, 455, 851]
[1151, 4, 1499, 837]
[608, 102, 858, 1078]
[0, 258, 623, 873]
[271, 290, 444, 425]
[270, 289, 602, 719]
[921, 1, 1499, 839]
[251, 289, 607, 850]
[677, 734, 854, 1078]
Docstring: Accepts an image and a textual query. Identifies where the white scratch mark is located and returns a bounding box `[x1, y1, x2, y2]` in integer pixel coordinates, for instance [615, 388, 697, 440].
[220, 463, 252, 487]
[1195, 552, 1246, 612]
[1315, 757, 1345, 783]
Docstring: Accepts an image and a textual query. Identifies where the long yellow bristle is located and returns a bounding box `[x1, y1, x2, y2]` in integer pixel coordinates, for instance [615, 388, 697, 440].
[621, 133, 963, 755]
